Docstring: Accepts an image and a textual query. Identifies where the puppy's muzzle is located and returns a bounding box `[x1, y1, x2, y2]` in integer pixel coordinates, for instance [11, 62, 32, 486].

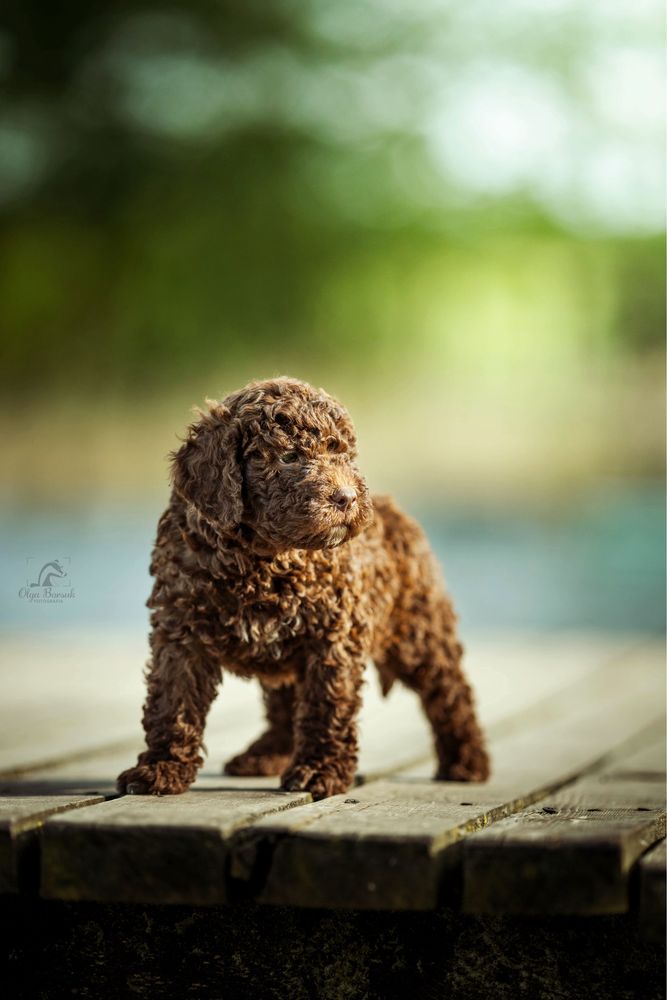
[330, 487, 357, 512]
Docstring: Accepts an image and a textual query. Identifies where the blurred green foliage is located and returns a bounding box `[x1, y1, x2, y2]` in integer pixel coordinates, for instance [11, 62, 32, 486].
[0, 0, 663, 397]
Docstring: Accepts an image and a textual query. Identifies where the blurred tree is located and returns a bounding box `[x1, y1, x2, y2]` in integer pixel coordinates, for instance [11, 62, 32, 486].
[0, 0, 663, 394]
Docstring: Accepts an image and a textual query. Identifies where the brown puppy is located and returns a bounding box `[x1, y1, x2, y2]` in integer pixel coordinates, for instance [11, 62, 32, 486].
[117, 377, 490, 799]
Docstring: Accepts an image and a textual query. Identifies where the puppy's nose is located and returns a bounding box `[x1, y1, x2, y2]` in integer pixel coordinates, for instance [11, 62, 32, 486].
[331, 486, 357, 511]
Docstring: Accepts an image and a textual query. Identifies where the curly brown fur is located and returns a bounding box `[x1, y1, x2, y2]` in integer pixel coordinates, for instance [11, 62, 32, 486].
[117, 377, 490, 800]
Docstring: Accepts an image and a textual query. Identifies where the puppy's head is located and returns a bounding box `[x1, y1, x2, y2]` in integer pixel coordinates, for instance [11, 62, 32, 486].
[172, 377, 373, 552]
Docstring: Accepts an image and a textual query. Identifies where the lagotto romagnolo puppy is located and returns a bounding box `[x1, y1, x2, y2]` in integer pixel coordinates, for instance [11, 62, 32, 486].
[117, 377, 490, 800]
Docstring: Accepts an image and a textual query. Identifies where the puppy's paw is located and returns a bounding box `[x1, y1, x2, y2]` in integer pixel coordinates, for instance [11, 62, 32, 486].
[435, 749, 490, 783]
[116, 760, 196, 796]
[280, 762, 352, 801]
[224, 749, 292, 777]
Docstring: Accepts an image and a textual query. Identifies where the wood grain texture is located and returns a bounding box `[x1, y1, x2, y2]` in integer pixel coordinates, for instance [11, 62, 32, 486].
[3, 634, 648, 791]
[354, 632, 627, 781]
[10, 635, 664, 911]
[597, 732, 666, 782]
[228, 650, 664, 910]
[463, 784, 665, 915]
[0, 632, 629, 778]
[237, 778, 543, 909]
[6, 636, 638, 904]
[0, 794, 104, 893]
[638, 837, 666, 942]
[40, 787, 311, 904]
[463, 721, 666, 918]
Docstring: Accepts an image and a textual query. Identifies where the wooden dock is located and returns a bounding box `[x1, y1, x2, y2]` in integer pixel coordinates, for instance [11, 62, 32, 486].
[1, 631, 665, 998]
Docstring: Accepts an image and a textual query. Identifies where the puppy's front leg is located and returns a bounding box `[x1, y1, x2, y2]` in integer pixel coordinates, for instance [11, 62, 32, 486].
[281, 643, 364, 800]
[117, 631, 220, 795]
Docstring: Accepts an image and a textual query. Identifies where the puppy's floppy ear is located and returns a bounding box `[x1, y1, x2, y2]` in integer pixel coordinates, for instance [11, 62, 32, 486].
[171, 402, 243, 530]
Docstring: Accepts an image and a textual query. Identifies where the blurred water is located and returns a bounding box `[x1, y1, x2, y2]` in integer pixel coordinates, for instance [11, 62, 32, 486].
[1, 483, 664, 634]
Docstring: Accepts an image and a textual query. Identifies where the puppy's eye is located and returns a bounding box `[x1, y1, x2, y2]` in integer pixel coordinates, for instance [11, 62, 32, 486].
[327, 440, 340, 453]
[280, 451, 300, 464]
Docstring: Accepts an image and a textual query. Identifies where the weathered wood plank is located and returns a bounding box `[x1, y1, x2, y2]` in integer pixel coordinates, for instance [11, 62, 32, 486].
[1, 632, 630, 778]
[461, 721, 666, 916]
[3, 633, 641, 793]
[462, 777, 666, 915]
[40, 788, 311, 904]
[19, 636, 666, 909]
[0, 631, 265, 776]
[400, 643, 666, 782]
[232, 778, 537, 910]
[0, 794, 104, 893]
[246, 767, 662, 912]
[596, 733, 665, 782]
[355, 632, 627, 780]
[229, 649, 664, 910]
[0, 633, 149, 775]
[638, 838, 666, 942]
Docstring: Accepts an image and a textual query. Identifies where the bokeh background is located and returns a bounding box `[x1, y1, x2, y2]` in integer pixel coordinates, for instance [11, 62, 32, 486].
[1, 0, 664, 636]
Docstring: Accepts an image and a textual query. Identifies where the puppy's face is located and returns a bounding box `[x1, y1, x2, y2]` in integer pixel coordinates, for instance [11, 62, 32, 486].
[172, 379, 373, 553]
[243, 394, 373, 552]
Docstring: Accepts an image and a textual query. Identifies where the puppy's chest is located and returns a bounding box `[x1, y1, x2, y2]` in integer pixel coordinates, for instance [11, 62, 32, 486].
[213, 566, 314, 661]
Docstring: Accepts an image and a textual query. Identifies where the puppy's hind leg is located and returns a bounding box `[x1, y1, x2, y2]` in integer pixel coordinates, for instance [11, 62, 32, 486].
[388, 597, 490, 782]
[224, 682, 294, 776]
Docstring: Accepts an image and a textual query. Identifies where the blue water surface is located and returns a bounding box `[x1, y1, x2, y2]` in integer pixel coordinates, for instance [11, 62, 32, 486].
[1, 483, 664, 634]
